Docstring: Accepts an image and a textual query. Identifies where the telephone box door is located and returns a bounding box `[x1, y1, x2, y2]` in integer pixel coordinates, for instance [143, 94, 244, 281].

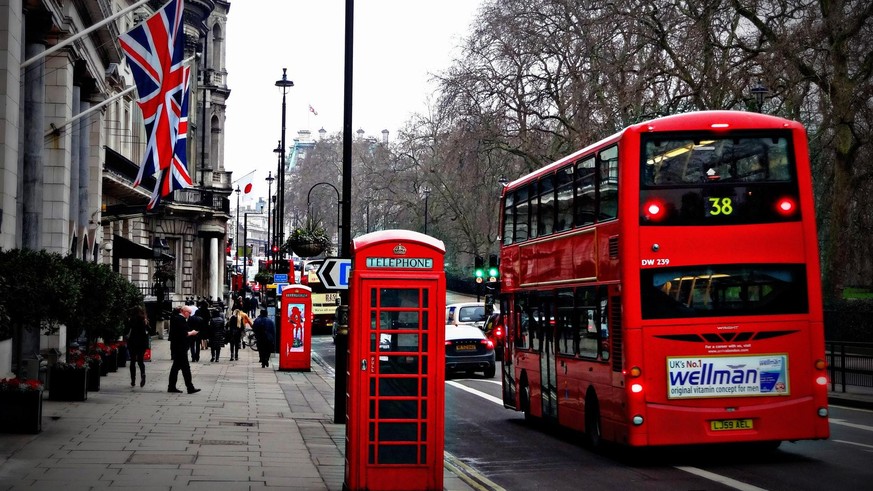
[345, 230, 446, 491]
[279, 285, 312, 371]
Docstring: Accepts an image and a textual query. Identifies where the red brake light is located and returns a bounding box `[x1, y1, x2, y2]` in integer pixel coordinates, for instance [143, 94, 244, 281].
[776, 197, 797, 216]
[643, 199, 667, 222]
[482, 339, 494, 349]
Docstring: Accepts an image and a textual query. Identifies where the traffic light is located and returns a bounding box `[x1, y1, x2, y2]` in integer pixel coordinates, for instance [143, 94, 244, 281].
[488, 254, 499, 282]
[474, 255, 484, 283]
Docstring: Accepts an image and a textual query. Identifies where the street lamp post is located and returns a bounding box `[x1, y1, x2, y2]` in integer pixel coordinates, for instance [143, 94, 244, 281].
[751, 80, 769, 113]
[275, 70, 294, 265]
[306, 182, 342, 253]
[423, 185, 431, 235]
[272, 141, 282, 265]
[265, 171, 274, 267]
[235, 186, 241, 292]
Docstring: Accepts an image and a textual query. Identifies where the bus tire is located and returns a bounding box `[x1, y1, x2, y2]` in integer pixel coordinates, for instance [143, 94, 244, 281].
[584, 391, 602, 450]
[520, 375, 535, 423]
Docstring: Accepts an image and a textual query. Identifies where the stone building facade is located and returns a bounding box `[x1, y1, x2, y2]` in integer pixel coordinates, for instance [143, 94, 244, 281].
[0, 0, 233, 376]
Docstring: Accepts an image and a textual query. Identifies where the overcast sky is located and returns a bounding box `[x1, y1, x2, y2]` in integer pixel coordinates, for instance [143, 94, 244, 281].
[223, 0, 483, 200]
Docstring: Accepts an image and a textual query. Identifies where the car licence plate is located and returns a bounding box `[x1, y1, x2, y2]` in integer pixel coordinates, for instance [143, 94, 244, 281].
[711, 419, 754, 431]
[455, 344, 476, 351]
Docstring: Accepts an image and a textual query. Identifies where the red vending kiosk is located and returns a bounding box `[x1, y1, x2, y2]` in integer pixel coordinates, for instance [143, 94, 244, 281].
[345, 230, 446, 491]
[279, 285, 312, 371]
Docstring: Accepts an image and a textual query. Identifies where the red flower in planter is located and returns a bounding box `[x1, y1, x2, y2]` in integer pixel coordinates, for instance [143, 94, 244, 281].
[0, 377, 44, 392]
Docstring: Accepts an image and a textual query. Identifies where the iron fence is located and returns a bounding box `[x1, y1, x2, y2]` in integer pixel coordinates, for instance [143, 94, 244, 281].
[826, 341, 873, 392]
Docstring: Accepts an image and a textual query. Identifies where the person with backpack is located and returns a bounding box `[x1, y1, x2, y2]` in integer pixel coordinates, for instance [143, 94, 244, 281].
[227, 308, 252, 361]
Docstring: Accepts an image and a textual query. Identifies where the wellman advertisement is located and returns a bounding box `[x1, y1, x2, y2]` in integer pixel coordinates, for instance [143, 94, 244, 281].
[667, 354, 789, 399]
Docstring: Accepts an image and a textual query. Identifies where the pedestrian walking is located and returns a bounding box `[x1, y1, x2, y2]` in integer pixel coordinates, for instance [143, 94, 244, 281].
[246, 295, 259, 318]
[191, 300, 209, 362]
[252, 309, 275, 368]
[125, 305, 150, 388]
[168, 305, 201, 394]
[226, 308, 252, 360]
[209, 309, 226, 362]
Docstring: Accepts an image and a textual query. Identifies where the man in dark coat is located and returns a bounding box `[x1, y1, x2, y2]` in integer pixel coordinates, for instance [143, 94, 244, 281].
[191, 300, 209, 362]
[252, 309, 275, 368]
[168, 305, 201, 394]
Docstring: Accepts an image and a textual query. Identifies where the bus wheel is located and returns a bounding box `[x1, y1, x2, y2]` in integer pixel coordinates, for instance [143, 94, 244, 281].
[584, 393, 602, 450]
[520, 378, 535, 423]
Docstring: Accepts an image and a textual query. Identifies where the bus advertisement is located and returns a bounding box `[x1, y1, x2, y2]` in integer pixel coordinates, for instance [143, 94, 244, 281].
[498, 110, 829, 448]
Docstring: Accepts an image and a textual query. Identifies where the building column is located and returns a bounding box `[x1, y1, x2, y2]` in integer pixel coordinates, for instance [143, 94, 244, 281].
[210, 236, 219, 300]
[21, 41, 45, 251]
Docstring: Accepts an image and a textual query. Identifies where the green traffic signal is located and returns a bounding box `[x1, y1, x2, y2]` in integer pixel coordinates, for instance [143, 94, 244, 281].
[488, 267, 498, 277]
[475, 268, 484, 278]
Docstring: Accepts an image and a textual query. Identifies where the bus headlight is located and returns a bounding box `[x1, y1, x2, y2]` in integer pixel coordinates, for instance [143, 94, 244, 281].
[818, 407, 828, 418]
[632, 415, 644, 426]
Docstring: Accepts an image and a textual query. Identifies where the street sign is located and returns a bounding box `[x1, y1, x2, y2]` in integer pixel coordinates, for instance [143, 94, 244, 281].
[273, 273, 288, 283]
[317, 257, 352, 290]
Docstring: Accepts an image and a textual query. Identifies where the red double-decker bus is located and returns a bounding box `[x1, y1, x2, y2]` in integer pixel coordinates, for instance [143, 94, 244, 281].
[498, 110, 829, 448]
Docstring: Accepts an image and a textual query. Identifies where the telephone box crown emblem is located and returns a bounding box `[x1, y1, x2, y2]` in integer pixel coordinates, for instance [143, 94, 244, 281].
[393, 244, 407, 255]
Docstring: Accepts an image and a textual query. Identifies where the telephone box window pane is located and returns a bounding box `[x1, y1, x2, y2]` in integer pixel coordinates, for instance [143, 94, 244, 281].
[370, 288, 377, 307]
[378, 422, 418, 442]
[420, 445, 427, 464]
[422, 355, 428, 374]
[379, 400, 418, 419]
[423, 289, 429, 308]
[369, 399, 376, 418]
[370, 333, 378, 352]
[369, 422, 376, 440]
[422, 312, 429, 330]
[421, 422, 427, 440]
[421, 377, 427, 397]
[370, 312, 377, 330]
[378, 445, 417, 464]
[368, 444, 375, 464]
[369, 378, 376, 396]
[421, 400, 428, 418]
[379, 355, 420, 374]
[379, 377, 419, 396]
[380, 288, 420, 308]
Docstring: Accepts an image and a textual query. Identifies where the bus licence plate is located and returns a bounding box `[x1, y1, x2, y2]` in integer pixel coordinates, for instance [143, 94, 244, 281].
[711, 419, 753, 431]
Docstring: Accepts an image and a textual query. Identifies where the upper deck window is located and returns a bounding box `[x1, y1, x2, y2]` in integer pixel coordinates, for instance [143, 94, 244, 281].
[640, 133, 800, 225]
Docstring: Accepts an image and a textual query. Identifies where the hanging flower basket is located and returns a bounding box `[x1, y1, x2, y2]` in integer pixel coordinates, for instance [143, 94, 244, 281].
[288, 240, 326, 258]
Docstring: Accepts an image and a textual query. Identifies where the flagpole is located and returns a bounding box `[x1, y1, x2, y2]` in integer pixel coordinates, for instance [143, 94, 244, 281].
[22, 0, 152, 69]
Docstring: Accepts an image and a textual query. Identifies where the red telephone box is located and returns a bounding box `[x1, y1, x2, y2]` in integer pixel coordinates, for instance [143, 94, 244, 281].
[345, 230, 446, 491]
[279, 285, 312, 371]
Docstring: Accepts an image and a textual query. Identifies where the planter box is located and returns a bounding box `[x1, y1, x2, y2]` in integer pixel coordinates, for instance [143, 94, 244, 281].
[0, 390, 43, 434]
[87, 362, 101, 391]
[117, 347, 128, 368]
[48, 367, 88, 402]
[99, 352, 118, 375]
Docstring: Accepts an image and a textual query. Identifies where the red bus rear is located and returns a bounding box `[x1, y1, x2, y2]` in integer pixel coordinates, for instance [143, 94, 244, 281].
[499, 110, 829, 447]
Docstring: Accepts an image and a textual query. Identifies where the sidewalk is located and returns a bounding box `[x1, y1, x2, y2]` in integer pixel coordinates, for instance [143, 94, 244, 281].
[0, 338, 475, 491]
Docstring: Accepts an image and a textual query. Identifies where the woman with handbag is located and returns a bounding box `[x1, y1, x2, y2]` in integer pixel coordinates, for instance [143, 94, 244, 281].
[125, 305, 150, 387]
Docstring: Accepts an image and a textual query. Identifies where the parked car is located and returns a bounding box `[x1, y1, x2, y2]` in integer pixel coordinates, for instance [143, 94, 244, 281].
[483, 312, 505, 361]
[444, 324, 496, 378]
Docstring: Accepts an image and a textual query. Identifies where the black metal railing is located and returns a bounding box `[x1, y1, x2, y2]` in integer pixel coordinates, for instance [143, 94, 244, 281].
[134, 280, 176, 297]
[826, 341, 873, 392]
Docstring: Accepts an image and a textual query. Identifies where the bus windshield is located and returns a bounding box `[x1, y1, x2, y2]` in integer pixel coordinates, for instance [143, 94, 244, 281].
[640, 133, 801, 226]
[643, 134, 793, 186]
[641, 264, 808, 319]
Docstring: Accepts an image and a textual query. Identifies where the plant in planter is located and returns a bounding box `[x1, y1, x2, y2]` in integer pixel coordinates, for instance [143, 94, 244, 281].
[287, 218, 332, 257]
[69, 349, 103, 392]
[0, 377, 44, 433]
[48, 359, 88, 402]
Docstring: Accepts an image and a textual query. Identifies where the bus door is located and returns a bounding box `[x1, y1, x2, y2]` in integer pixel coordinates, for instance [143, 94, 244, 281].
[501, 296, 516, 409]
[537, 297, 558, 420]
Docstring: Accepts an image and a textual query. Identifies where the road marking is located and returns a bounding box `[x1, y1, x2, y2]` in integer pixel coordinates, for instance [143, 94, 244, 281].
[830, 418, 873, 432]
[832, 439, 873, 451]
[444, 451, 506, 491]
[446, 380, 504, 406]
[675, 466, 769, 491]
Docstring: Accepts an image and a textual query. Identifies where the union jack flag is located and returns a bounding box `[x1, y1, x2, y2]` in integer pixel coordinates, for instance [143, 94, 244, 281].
[119, 0, 191, 209]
